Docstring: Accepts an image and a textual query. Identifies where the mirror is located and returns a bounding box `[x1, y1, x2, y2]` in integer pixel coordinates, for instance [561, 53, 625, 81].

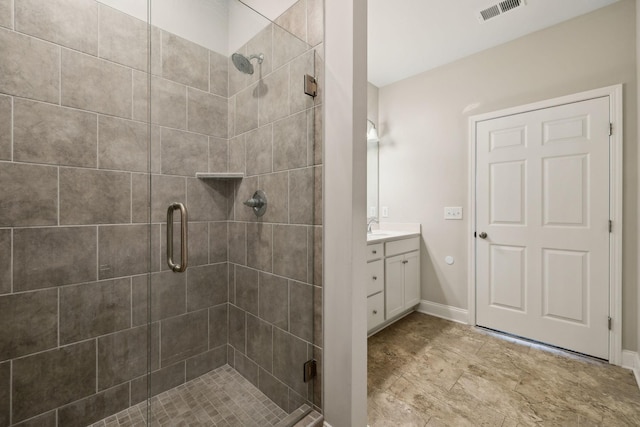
[367, 83, 380, 219]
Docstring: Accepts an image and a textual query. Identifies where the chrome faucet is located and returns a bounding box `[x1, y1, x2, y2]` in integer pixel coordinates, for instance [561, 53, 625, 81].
[367, 217, 379, 233]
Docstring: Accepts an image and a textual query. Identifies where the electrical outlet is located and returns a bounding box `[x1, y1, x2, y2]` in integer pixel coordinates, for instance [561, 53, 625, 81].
[444, 207, 463, 220]
[382, 206, 389, 218]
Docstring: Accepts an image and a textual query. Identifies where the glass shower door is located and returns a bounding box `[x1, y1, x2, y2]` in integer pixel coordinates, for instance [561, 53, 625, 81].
[145, 0, 322, 425]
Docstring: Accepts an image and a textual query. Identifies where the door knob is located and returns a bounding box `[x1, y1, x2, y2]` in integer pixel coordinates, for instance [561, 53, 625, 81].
[478, 232, 488, 239]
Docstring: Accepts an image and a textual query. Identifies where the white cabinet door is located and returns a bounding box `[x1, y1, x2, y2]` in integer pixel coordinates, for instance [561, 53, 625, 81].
[403, 251, 420, 307]
[476, 96, 610, 359]
[385, 254, 404, 319]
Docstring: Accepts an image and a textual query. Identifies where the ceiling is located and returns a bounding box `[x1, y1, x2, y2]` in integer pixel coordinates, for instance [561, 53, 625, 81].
[368, 0, 620, 87]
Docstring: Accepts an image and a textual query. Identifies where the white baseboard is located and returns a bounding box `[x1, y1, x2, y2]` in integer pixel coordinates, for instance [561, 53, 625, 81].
[417, 300, 469, 324]
[621, 350, 640, 389]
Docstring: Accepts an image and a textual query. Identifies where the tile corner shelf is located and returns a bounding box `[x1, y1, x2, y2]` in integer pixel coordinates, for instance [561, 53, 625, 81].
[195, 172, 244, 179]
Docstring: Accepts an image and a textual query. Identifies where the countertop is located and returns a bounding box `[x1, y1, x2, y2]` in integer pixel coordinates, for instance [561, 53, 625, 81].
[366, 230, 420, 244]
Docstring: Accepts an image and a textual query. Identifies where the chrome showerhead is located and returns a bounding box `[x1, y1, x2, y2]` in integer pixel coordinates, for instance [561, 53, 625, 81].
[231, 52, 264, 75]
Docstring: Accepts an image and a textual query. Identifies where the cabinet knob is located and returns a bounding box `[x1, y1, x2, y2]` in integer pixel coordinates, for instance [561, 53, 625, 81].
[402, 260, 408, 264]
[373, 310, 378, 315]
[372, 250, 377, 254]
[372, 276, 377, 280]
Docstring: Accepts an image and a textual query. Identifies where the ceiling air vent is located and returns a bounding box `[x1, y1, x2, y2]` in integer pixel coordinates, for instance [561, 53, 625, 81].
[478, 0, 526, 22]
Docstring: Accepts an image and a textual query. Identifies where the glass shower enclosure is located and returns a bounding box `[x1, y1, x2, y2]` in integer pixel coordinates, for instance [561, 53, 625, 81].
[0, 0, 323, 425]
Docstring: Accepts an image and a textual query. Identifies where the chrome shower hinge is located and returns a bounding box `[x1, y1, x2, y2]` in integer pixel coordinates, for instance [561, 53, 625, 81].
[303, 359, 317, 382]
[304, 74, 317, 98]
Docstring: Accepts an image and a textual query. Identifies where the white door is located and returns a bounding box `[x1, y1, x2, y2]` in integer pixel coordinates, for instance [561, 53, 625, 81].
[476, 96, 610, 359]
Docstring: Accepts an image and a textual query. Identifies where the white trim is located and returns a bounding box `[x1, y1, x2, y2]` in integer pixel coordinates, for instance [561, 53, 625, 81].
[417, 300, 469, 324]
[621, 350, 640, 389]
[468, 84, 624, 366]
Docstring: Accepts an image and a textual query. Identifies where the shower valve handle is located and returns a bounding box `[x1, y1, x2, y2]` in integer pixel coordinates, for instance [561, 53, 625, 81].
[243, 198, 264, 208]
[243, 190, 268, 217]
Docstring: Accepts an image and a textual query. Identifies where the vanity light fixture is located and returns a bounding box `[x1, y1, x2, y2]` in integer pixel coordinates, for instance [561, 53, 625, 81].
[367, 119, 380, 143]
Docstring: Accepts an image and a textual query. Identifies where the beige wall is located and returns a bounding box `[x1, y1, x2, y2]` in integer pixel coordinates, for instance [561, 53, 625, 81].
[378, 0, 638, 350]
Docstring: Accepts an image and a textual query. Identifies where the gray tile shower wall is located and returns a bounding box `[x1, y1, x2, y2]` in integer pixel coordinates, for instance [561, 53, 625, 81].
[223, 0, 324, 414]
[0, 0, 323, 425]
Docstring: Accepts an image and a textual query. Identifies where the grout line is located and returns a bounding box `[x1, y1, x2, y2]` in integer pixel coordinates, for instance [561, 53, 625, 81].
[9, 229, 13, 293]
[95, 338, 99, 393]
[58, 46, 62, 106]
[8, 360, 12, 426]
[9, 96, 13, 162]
[57, 287, 60, 347]
[57, 167, 60, 226]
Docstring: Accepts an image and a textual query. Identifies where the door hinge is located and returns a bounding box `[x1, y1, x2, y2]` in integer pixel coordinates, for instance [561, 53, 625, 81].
[609, 220, 613, 233]
[608, 316, 612, 330]
[303, 359, 317, 383]
[609, 123, 613, 136]
[304, 74, 317, 98]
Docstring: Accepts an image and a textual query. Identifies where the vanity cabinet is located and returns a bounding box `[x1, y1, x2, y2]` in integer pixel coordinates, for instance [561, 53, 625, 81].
[367, 235, 420, 334]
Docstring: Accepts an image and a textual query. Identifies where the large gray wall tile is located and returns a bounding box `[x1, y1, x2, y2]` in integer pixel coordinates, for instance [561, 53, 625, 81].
[209, 137, 228, 173]
[259, 273, 288, 330]
[132, 70, 149, 122]
[148, 271, 186, 321]
[150, 174, 186, 223]
[273, 328, 308, 397]
[289, 167, 313, 224]
[259, 172, 289, 224]
[0, 0, 11, 29]
[14, 99, 97, 168]
[12, 340, 96, 423]
[235, 83, 259, 135]
[98, 225, 149, 279]
[0, 289, 57, 361]
[131, 173, 150, 224]
[186, 346, 226, 381]
[13, 227, 96, 291]
[59, 278, 131, 344]
[162, 31, 209, 91]
[273, 111, 307, 171]
[246, 314, 272, 371]
[258, 368, 289, 413]
[60, 168, 131, 225]
[272, 25, 308, 70]
[246, 125, 273, 176]
[161, 310, 208, 366]
[274, 0, 307, 44]
[99, 116, 148, 172]
[0, 29, 59, 103]
[273, 225, 307, 282]
[0, 362, 8, 426]
[209, 222, 228, 263]
[161, 128, 208, 176]
[58, 383, 129, 427]
[98, 4, 147, 71]
[289, 280, 313, 342]
[247, 223, 273, 273]
[12, 412, 57, 427]
[150, 77, 187, 130]
[233, 176, 257, 222]
[98, 325, 153, 390]
[229, 304, 246, 353]
[0, 95, 11, 160]
[235, 266, 258, 316]
[210, 50, 228, 97]
[258, 65, 289, 126]
[0, 162, 58, 227]
[307, 0, 323, 47]
[187, 263, 228, 312]
[209, 303, 228, 349]
[187, 221, 209, 267]
[229, 135, 246, 174]
[187, 88, 228, 138]
[187, 178, 229, 221]
[61, 49, 132, 118]
[228, 221, 246, 265]
[246, 25, 273, 84]
[233, 352, 258, 387]
[0, 229, 9, 294]
[313, 226, 322, 286]
[147, 362, 185, 398]
[15, 0, 98, 55]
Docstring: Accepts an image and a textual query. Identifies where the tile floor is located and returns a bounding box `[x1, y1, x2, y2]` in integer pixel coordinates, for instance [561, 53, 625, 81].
[92, 365, 290, 426]
[368, 312, 640, 426]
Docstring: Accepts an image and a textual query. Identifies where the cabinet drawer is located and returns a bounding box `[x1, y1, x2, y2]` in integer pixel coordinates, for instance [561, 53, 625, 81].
[367, 292, 385, 331]
[367, 243, 383, 261]
[385, 237, 419, 257]
[366, 259, 384, 296]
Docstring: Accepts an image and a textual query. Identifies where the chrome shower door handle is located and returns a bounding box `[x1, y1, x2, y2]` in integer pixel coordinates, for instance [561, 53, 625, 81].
[167, 203, 188, 273]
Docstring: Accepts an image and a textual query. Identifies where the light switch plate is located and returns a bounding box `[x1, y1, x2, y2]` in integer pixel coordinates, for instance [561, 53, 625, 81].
[444, 207, 463, 220]
[382, 206, 389, 218]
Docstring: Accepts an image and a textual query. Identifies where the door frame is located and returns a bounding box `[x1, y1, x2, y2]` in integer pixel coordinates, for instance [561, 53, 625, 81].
[467, 84, 623, 365]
